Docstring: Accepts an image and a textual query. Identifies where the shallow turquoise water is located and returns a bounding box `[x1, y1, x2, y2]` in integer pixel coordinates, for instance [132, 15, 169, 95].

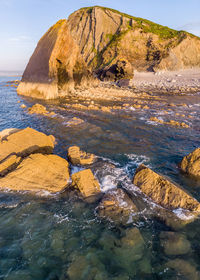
[0, 76, 200, 279]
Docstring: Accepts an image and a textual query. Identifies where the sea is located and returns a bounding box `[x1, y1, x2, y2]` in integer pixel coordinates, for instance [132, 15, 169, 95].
[0, 75, 200, 279]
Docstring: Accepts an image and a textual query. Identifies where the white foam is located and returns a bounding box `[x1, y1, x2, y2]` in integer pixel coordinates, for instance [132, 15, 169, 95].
[173, 208, 196, 221]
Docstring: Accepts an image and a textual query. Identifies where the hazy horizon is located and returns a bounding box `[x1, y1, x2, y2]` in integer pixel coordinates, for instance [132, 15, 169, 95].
[1, 0, 200, 72]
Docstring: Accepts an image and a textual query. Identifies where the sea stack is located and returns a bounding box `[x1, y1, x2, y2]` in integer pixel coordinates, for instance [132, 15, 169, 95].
[18, 6, 200, 99]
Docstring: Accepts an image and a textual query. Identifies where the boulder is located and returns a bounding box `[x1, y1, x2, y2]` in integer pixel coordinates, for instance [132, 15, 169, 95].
[0, 153, 69, 193]
[98, 188, 138, 225]
[68, 146, 95, 165]
[0, 127, 55, 163]
[160, 231, 191, 255]
[133, 165, 200, 211]
[71, 169, 101, 198]
[180, 148, 200, 178]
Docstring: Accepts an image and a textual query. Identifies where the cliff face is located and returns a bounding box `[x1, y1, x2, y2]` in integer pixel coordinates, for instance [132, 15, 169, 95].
[18, 20, 95, 99]
[18, 6, 200, 99]
[68, 6, 200, 73]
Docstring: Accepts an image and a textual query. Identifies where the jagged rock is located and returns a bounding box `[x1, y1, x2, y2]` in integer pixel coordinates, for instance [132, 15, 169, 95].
[165, 259, 200, 280]
[71, 169, 101, 198]
[98, 188, 138, 225]
[68, 146, 95, 165]
[0, 153, 69, 193]
[160, 231, 191, 255]
[17, 20, 97, 99]
[0, 155, 21, 177]
[133, 165, 200, 211]
[180, 148, 200, 178]
[0, 127, 55, 163]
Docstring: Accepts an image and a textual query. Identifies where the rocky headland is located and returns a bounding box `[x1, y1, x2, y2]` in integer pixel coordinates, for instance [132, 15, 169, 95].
[17, 6, 200, 99]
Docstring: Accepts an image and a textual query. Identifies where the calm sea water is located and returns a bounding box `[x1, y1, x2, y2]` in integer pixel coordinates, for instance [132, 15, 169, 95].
[0, 76, 200, 279]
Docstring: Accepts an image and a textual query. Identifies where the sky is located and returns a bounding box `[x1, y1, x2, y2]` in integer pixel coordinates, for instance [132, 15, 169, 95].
[0, 0, 200, 72]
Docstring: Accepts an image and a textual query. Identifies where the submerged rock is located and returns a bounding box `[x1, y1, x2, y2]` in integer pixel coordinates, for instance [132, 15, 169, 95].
[133, 165, 200, 211]
[71, 169, 101, 198]
[180, 148, 200, 178]
[0, 153, 69, 193]
[98, 188, 138, 225]
[114, 228, 145, 274]
[66, 254, 107, 280]
[160, 231, 191, 255]
[0, 127, 55, 163]
[68, 146, 95, 165]
[165, 259, 200, 280]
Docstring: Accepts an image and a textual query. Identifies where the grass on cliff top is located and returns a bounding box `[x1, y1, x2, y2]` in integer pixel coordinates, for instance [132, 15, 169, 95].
[78, 6, 199, 40]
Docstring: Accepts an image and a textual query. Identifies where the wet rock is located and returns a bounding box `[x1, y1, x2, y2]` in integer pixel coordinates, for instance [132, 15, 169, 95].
[0, 127, 55, 163]
[0, 155, 21, 176]
[67, 117, 84, 126]
[0, 153, 69, 193]
[150, 117, 164, 124]
[167, 120, 189, 128]
[68, 146, 95, 165]
[98, 188, 138, 225]
[71, 169, 101, 198]
[133, 165, 200, 211]
[165, 259, 200, 280]
[180, 148, 200, 178]
[66, 254, 107, 280]
[28, 103, 54, 116]
[155, 207, 196, 230]
[20, 104, 27, 109]
[114, 228, 145, 274]
[160, 231, 191, 255]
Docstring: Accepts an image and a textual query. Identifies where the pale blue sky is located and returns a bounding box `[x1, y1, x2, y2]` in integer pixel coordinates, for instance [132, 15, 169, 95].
[0, 0, 200, 71]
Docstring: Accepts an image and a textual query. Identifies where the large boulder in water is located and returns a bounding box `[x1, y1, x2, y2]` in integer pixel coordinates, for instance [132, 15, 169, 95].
[0, 153, 70, 193]
[68, 146, 95, 166]
[71, 169, 101, 198]
[133, 164, 200, 212]
[17, 20, 97, 100]
[0, 127, 55, 163]
[180, 148, 200, 178]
